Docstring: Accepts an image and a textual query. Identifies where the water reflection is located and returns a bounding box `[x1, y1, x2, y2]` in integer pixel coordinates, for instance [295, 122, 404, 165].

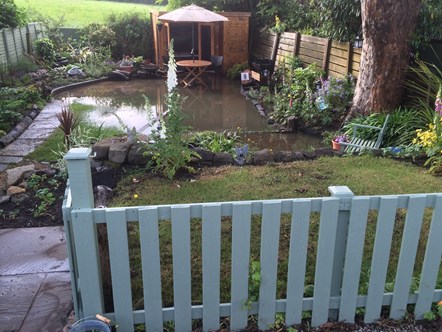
[54, 78, 324, 150]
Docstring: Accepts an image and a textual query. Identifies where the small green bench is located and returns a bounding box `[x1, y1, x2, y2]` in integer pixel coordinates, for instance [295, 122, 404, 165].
[339, 114, 390, 153]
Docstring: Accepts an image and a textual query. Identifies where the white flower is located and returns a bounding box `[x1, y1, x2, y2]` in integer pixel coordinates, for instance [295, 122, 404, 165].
[167, 42, 177, 93]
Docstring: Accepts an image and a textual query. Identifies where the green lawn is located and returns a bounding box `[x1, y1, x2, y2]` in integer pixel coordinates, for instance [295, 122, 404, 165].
[109, 155, 442, 309]
[16, 0, 165, 27]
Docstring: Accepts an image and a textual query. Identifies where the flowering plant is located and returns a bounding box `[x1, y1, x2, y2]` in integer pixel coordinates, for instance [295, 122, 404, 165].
[333, 134, 349, 143]
[412, 84, 442, 174]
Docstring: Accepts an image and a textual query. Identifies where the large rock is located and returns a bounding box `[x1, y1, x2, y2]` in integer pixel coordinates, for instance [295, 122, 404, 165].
[6, 165, 35, 187]
[253, 149, 274, 165]
[274, 150, 295, 163]
[213, 152, 234, 166]
[108, 142, 133, 164]
[92, 139, 113, 160]
[128, 143, 150, 165]
[7, 186, 26, 195]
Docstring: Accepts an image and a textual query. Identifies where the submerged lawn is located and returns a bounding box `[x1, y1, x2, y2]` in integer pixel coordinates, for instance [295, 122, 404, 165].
[108, 155, 442, 311]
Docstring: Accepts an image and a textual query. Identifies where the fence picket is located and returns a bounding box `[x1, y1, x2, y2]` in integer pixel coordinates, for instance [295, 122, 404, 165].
[202, 204, 222, 332]
[414, 195, 442, 318]
[72, 210, 104, 316]
[230, 203, 252, 330]
[106, 209, 134, 331]
[390, 196, 427, 319]
[63, 153, 442, 331]
[285, 200, 312, 325]
[364, 197, 399, 323]
[258, 202, 282, 330]
[311, 198, 340, 327]
[171, 206, 192, 331]
[139, 208, 163, 332]
[339, 197, 370, 323]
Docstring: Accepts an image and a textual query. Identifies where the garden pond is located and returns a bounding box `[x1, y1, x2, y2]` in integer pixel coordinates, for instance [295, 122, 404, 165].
[54, 78, 324, 151]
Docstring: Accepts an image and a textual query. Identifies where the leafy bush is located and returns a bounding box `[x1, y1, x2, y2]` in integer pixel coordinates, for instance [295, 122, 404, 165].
[0, 110, 21, 131]
[314, 75, 355, 124]
[0, 0, 25, 29]
[226, 62, 248, 80]
[270, 63, 325, 127]
[106, 11, 152, 60]
[79, 23, 116, 49]
[189, 130, 243, 153]
[35, 38, 56, 63]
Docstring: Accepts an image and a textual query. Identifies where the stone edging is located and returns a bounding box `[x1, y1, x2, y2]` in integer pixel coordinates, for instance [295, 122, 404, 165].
[0, 77, 110, 149]
[50, 77, 110, 96]
[91, 138, 343, 167]
[0, 106, 41, 148]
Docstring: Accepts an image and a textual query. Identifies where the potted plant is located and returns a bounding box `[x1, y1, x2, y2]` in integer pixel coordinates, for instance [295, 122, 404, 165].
[119, 55, 134, 73]
[332, 134, 349, 150]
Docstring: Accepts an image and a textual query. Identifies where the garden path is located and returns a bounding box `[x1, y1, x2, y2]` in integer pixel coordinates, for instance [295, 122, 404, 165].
[0, 100, 62, 171]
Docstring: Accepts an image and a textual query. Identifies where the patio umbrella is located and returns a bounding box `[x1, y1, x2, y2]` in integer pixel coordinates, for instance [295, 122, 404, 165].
[158, 4, 228, 59]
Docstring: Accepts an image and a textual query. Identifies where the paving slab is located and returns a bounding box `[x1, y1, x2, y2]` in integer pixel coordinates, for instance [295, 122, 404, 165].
[19, 127, 59, 140]
[0, 139, 46, 157]
[0, 156, 23, 164]
[0, 227, 72, 332]
[0, 227, 69, 275]
[0, 163, 9, 172]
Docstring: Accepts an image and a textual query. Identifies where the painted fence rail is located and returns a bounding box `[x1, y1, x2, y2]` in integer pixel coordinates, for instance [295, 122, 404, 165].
[0, 23, 44, 66]
[63, 148, 442, 331]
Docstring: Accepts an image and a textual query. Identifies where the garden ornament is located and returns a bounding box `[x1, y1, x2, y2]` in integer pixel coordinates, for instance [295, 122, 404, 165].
[235, 144, 248, 166]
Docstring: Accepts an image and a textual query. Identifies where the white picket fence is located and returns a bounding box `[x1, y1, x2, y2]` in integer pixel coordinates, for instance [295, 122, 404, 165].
[62, 148, 442, 331]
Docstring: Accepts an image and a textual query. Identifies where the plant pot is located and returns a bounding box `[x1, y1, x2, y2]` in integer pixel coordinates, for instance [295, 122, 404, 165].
[332, 140, 341, 151]
[119, 65, 134, 73]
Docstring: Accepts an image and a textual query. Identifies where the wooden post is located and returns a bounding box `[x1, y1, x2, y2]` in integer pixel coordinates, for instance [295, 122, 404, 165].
[328, 186, 354, 320]
[271, 32, 280, 62]
[322, 38, 331, 73]
[292, 32, 300, 57]
[64, 148, 94, 209]
[346, 42, 353, 76]
[2, 29, 10, 64]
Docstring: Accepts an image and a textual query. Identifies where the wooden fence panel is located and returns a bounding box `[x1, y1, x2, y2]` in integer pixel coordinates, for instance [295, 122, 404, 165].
[285, 200, 312, 325]
[64, 150, 442, 331]
[139, 208, 164, 332]
[230, 203, 252, 330]
[364, 197, 399, 323]
[0, 23, 44, 66]
[171, 206, 192, 331]
[390, 196, 426, 319]
[414, 196, 442, 318]
[202, 204, 222, 331]
[258, 202, 282, 329]
[107, 209, 134, 332]
[252, 31, 362, 79]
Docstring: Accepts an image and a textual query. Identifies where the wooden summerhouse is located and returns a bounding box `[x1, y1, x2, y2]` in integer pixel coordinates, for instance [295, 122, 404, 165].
[150, 11, 251, 73]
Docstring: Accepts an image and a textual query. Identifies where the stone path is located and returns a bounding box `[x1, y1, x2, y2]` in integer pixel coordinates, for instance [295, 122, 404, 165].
[0, 100, 63, 172]
[0, 226, 73, 332]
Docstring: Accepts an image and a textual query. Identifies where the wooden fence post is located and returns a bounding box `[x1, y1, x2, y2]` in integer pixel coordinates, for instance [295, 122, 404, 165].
[322, 39, 331, 73]
[328, 186, 354, 320]
[64, 147, 94, 209]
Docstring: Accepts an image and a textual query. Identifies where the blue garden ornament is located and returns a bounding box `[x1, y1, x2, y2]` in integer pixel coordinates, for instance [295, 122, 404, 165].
[70, 317, 111, 332]
[235, 144, 248, 166]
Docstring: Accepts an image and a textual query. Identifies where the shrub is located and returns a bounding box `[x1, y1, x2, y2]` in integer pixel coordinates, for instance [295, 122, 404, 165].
[226, 62, 248, 80]
[271, 63, 324, 127]
[0, 0, 25, 29]
[35, 38, 56, 63]
[106, 12, 153, 60]
[0, 110, 21, 131]
[79, 23, 116, 49]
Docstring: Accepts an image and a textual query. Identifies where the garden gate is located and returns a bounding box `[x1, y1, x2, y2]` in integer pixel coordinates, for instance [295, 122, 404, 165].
[63, 148, 442, 331]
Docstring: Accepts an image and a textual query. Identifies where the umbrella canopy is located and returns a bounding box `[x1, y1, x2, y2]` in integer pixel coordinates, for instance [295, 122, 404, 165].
[158, 4, 228, 23]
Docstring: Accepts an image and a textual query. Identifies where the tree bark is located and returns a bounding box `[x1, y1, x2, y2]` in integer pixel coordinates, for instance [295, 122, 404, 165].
[349, 0, 422, 117]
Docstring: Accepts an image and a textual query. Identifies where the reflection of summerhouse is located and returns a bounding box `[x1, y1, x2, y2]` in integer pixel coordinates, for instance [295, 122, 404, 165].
[150, 11, 251, 73]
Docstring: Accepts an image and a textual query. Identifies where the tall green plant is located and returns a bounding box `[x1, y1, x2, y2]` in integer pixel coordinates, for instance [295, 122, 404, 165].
[56, 104, 81, 149]
[144, 41, 199, 179]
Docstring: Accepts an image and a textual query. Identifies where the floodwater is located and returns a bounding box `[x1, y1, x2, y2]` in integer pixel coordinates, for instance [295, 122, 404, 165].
[54, 78, 323, 150]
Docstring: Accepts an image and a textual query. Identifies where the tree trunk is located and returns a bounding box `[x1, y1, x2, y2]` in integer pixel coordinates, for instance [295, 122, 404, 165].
[349, 0, 421, 117]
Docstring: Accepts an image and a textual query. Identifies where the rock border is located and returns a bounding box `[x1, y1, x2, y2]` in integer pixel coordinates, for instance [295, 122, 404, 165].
[91, 138, 343, 168]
